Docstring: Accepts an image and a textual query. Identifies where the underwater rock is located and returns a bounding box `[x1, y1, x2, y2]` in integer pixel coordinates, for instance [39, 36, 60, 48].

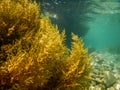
[103, 71, 116, 88]
[94, 84, 105, 90]
[107, 87, 115, 90]
[89, 86, 95, 90]
[113, 78, 120, 90]
[90, 50, 120, 89]
[113, 82, 120, 90]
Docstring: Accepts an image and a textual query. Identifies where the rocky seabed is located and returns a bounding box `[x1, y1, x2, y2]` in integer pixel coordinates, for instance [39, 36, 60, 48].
[89, 50, 120, 90]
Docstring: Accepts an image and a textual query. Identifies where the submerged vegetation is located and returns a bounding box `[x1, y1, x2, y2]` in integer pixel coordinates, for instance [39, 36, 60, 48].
[0, 0, 92, 89]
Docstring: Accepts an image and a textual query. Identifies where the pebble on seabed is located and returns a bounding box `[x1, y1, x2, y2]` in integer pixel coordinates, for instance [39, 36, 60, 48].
[113, 83, 120, 90]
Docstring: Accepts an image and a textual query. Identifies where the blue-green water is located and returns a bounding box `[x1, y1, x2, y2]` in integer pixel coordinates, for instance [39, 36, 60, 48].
[83, 13, 120, 50]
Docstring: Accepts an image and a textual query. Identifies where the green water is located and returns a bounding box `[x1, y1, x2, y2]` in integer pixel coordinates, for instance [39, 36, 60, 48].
[83, 13, 120, 50]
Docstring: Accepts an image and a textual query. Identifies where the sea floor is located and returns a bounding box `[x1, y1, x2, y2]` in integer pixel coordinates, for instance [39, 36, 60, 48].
[89, 50, 120, 90]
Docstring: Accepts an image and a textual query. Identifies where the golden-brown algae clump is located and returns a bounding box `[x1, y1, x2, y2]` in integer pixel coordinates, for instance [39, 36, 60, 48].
[0, 0, 92, 90]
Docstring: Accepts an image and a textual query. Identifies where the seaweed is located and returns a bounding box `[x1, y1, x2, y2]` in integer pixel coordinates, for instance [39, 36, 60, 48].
[0, 0, 92, 90]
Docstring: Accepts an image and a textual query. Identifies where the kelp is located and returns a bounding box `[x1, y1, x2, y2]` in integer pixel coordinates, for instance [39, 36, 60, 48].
[0, 0, 92, 90]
